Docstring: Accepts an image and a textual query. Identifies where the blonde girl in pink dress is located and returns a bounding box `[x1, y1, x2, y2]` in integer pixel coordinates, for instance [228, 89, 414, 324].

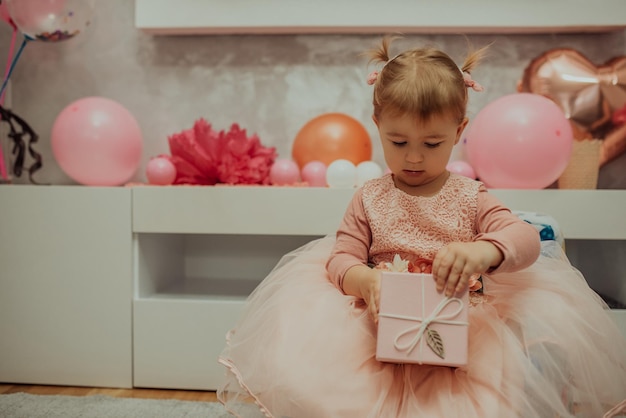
[218, 36, 626, 417]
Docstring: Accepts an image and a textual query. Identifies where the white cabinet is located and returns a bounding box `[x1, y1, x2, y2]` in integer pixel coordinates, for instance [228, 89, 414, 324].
[131, 187, 350, 390]
[130, 186, 626, 391]
[0, 186, 133, 388]
[1, 185, 624, 390]
[132, 232, 318, 390]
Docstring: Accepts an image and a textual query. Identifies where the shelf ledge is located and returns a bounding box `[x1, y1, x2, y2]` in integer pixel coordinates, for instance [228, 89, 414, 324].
[131, 186, 626, 240]
[135, 0, 626, 35]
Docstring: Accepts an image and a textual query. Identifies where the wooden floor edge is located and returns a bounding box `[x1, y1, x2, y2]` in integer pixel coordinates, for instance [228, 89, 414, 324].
[0, 384, 218, 402]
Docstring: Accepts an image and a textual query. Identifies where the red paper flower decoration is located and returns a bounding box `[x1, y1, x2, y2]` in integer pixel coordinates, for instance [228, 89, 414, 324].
[374, 254, 483, 292]
[166, 119, 277, 185]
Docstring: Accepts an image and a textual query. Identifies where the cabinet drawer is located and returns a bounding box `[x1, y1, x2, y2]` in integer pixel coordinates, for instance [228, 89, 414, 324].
[133, 298, 245, 390]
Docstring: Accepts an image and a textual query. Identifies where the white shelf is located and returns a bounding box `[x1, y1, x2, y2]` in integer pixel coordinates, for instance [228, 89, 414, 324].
[489, 189, 626, 240]
[135, 0, 626, 35]
[132, 187, 626, 240]
[132, 186, 353, 235]
[134, 231, 318, 299]
[140, 278, 260, 301]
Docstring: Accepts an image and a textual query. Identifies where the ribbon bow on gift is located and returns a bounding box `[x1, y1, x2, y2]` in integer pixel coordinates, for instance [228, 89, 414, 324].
[518, 48, 626, 139]
[379, 296, 467, 362]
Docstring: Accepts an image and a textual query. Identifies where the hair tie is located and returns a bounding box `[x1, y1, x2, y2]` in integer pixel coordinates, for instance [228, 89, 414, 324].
[367, 71, 379, 85]
[366, 54, 400, 85]
[463, 72, 484, 92]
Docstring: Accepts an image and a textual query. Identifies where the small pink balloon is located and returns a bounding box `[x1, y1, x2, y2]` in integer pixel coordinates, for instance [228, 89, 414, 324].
[146, 157, 176, 185]
[446, 160, 476, 179]
[301, 160, 327, 187]
[51, 96, 143, 186]
[270, 158, 300, 185]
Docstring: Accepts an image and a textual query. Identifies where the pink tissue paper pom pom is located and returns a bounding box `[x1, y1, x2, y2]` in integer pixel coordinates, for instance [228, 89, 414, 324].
[167, 118, 277, 185]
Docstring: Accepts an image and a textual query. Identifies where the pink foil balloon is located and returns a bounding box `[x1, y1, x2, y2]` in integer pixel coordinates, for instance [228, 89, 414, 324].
[465, 93, 573, 189]
[146, 157, 176, 185]
[51, 97, 143, 186]
[446, 160, 476, 179]
[301, 160, 327, 187]
[269, 158, 300, 185]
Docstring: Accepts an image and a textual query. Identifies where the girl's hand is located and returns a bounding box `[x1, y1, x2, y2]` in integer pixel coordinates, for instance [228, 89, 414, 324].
[432, 241, 503, 297]
[342, 265, 382, 322]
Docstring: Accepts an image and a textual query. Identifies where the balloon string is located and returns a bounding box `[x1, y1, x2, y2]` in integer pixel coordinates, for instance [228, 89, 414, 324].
[0, 26, 19, 180]
[0, 34, 29, 101]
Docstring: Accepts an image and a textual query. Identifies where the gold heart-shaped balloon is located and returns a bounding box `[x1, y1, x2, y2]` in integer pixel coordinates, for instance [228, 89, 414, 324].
[518, 48, 626, 138]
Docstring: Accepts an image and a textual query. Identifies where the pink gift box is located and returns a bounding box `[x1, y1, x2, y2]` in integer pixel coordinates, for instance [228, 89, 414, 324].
[376, 272, 469, 367]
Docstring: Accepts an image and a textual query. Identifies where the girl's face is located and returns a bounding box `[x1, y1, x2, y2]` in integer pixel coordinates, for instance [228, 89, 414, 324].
[374, 112, 467, 195]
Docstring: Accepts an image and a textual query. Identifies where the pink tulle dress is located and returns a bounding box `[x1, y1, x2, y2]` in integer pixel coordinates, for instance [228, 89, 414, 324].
[217, 174, 626, 418]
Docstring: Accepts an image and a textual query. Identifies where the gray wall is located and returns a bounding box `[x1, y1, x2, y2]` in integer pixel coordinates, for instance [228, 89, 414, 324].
[1, 1, 624, 187]
[1, 1, 624, 303]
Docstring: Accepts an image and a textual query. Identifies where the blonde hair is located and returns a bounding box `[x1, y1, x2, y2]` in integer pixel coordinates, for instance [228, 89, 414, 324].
[365, 36, 489, 123]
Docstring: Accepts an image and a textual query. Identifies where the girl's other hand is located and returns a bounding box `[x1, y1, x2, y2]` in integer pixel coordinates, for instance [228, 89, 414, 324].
[342, 265, 382, 322]
[432, 241, 503, 297]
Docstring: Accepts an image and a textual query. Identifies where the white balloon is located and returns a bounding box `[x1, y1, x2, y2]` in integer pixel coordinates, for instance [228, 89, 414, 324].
[356, 161, 383, 186]
[326, 159, 356, 188]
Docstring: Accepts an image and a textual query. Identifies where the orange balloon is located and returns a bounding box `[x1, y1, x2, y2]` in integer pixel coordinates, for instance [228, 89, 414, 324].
[291, 113, 372, 168]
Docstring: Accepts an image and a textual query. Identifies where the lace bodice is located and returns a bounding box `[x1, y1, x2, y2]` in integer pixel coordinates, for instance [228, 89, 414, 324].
[362, 174, 480, 266]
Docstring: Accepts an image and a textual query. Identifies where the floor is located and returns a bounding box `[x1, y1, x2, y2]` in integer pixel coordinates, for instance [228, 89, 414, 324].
[0, 384, 218, 402]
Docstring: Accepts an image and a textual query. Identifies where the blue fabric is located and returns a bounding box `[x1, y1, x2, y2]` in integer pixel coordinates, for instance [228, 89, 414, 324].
[513, 211, 564, 247]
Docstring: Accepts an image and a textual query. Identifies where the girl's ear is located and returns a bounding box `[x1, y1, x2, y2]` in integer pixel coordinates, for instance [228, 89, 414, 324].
[372, 114, 379, 128]
[454, 117, 469, 145]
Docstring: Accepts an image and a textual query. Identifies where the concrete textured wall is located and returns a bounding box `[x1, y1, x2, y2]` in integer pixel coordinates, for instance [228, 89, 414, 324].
[0, 0, 624, 186]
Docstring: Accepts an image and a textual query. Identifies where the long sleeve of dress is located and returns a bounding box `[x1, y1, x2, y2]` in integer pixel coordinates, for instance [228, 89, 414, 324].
[325, 188, 371, 293]
[474, 185, 540, 273]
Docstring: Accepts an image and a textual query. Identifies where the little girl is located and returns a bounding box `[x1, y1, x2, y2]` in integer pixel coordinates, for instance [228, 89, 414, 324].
[218, 37, 626, 417]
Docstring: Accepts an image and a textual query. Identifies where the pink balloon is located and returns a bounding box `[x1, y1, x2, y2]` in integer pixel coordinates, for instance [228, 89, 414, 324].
[465, 93, 573, 189]
[269, 159, 300, 185]
[446, 160, 476, 179]
[51, 97, 143, 186]
[146, 156, 176, 186]
[301, 160, 327, 187]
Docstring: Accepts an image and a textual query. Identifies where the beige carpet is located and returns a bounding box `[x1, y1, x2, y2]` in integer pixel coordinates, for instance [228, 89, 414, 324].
[0, 392, 233, 417]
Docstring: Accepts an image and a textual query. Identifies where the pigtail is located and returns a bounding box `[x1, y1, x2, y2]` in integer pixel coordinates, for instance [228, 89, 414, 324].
[460, 43, 491, 74]
[364, 35, 400, 66]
